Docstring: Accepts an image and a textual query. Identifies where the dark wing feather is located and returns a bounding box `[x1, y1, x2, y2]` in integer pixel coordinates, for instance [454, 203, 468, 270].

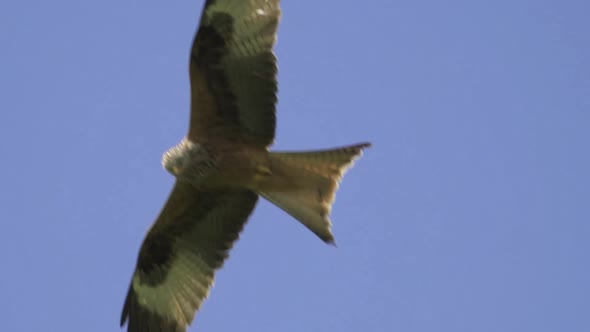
[121, 182, 258, 332]
[188, 0, 280, 147]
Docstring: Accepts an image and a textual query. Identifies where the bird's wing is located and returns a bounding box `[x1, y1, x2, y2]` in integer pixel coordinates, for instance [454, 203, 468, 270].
[120, 182, 258, 332]
[188, 0, 280, 147]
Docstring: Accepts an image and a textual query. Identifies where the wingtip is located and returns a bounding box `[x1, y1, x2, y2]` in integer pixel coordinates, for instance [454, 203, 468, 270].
[346, 142, 372, 156]
[322, 233, 337, 247]
[120, 284, 133, 327]
[357, 142, 372, 150]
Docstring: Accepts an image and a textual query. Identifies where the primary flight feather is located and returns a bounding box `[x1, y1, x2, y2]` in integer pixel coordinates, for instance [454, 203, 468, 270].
[121, 1, 370, 331]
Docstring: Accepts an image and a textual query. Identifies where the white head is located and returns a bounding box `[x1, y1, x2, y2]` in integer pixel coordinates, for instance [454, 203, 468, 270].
[162, 139, 215, 180]
[162, 141, 189, 177]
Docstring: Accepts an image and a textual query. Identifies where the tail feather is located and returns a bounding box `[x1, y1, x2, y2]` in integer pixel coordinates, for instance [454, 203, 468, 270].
[270, 143, 371, 178]
[259, 143, 370, 243]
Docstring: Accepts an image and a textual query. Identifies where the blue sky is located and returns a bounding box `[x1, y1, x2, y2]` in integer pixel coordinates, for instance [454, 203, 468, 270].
[1, 0, 589, 331]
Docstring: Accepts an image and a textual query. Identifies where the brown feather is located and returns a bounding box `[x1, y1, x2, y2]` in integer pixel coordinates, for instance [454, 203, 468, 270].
[188, 0, 280, 146]
[121, 183, 258, 331]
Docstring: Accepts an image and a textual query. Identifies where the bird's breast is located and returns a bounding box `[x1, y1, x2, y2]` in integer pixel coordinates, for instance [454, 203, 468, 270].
[203, 143, 271, 190]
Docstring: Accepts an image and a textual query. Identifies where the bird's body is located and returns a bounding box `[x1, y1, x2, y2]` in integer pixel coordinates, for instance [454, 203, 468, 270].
[120, 1, 370, 331]
[162, 138, 270, 190]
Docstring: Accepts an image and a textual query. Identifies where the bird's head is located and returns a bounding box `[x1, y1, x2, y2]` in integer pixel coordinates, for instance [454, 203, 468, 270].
[162, 139, 214, 180]
[162, 139, 193, 177]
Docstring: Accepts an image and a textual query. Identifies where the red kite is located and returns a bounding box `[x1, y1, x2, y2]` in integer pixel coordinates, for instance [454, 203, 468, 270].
[121, 0, 370, 331]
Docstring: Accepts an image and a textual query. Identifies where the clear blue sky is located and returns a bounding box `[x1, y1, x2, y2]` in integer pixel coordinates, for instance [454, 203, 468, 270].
[1, 1, 589, 331]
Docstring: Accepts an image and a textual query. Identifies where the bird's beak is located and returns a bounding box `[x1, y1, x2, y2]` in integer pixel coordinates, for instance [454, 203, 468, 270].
[172, 166, 183, 175]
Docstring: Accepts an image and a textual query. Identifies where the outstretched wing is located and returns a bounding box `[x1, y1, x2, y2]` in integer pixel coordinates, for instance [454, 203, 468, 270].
[188, 0, 281, 147]
[121, 182, 258, 332]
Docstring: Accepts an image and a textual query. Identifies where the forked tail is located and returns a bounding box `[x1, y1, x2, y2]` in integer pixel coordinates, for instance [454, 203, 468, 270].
[259, 143, 371, 244]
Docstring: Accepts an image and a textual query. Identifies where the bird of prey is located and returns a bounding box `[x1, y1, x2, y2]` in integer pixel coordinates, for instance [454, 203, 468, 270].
[120, 0, 370, 331]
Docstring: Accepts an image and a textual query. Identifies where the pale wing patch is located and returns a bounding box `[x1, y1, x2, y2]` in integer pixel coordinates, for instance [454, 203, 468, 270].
[199, 0, 281, 145]
[132, 249, 214, 324]
[122, 186, 259, 331]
